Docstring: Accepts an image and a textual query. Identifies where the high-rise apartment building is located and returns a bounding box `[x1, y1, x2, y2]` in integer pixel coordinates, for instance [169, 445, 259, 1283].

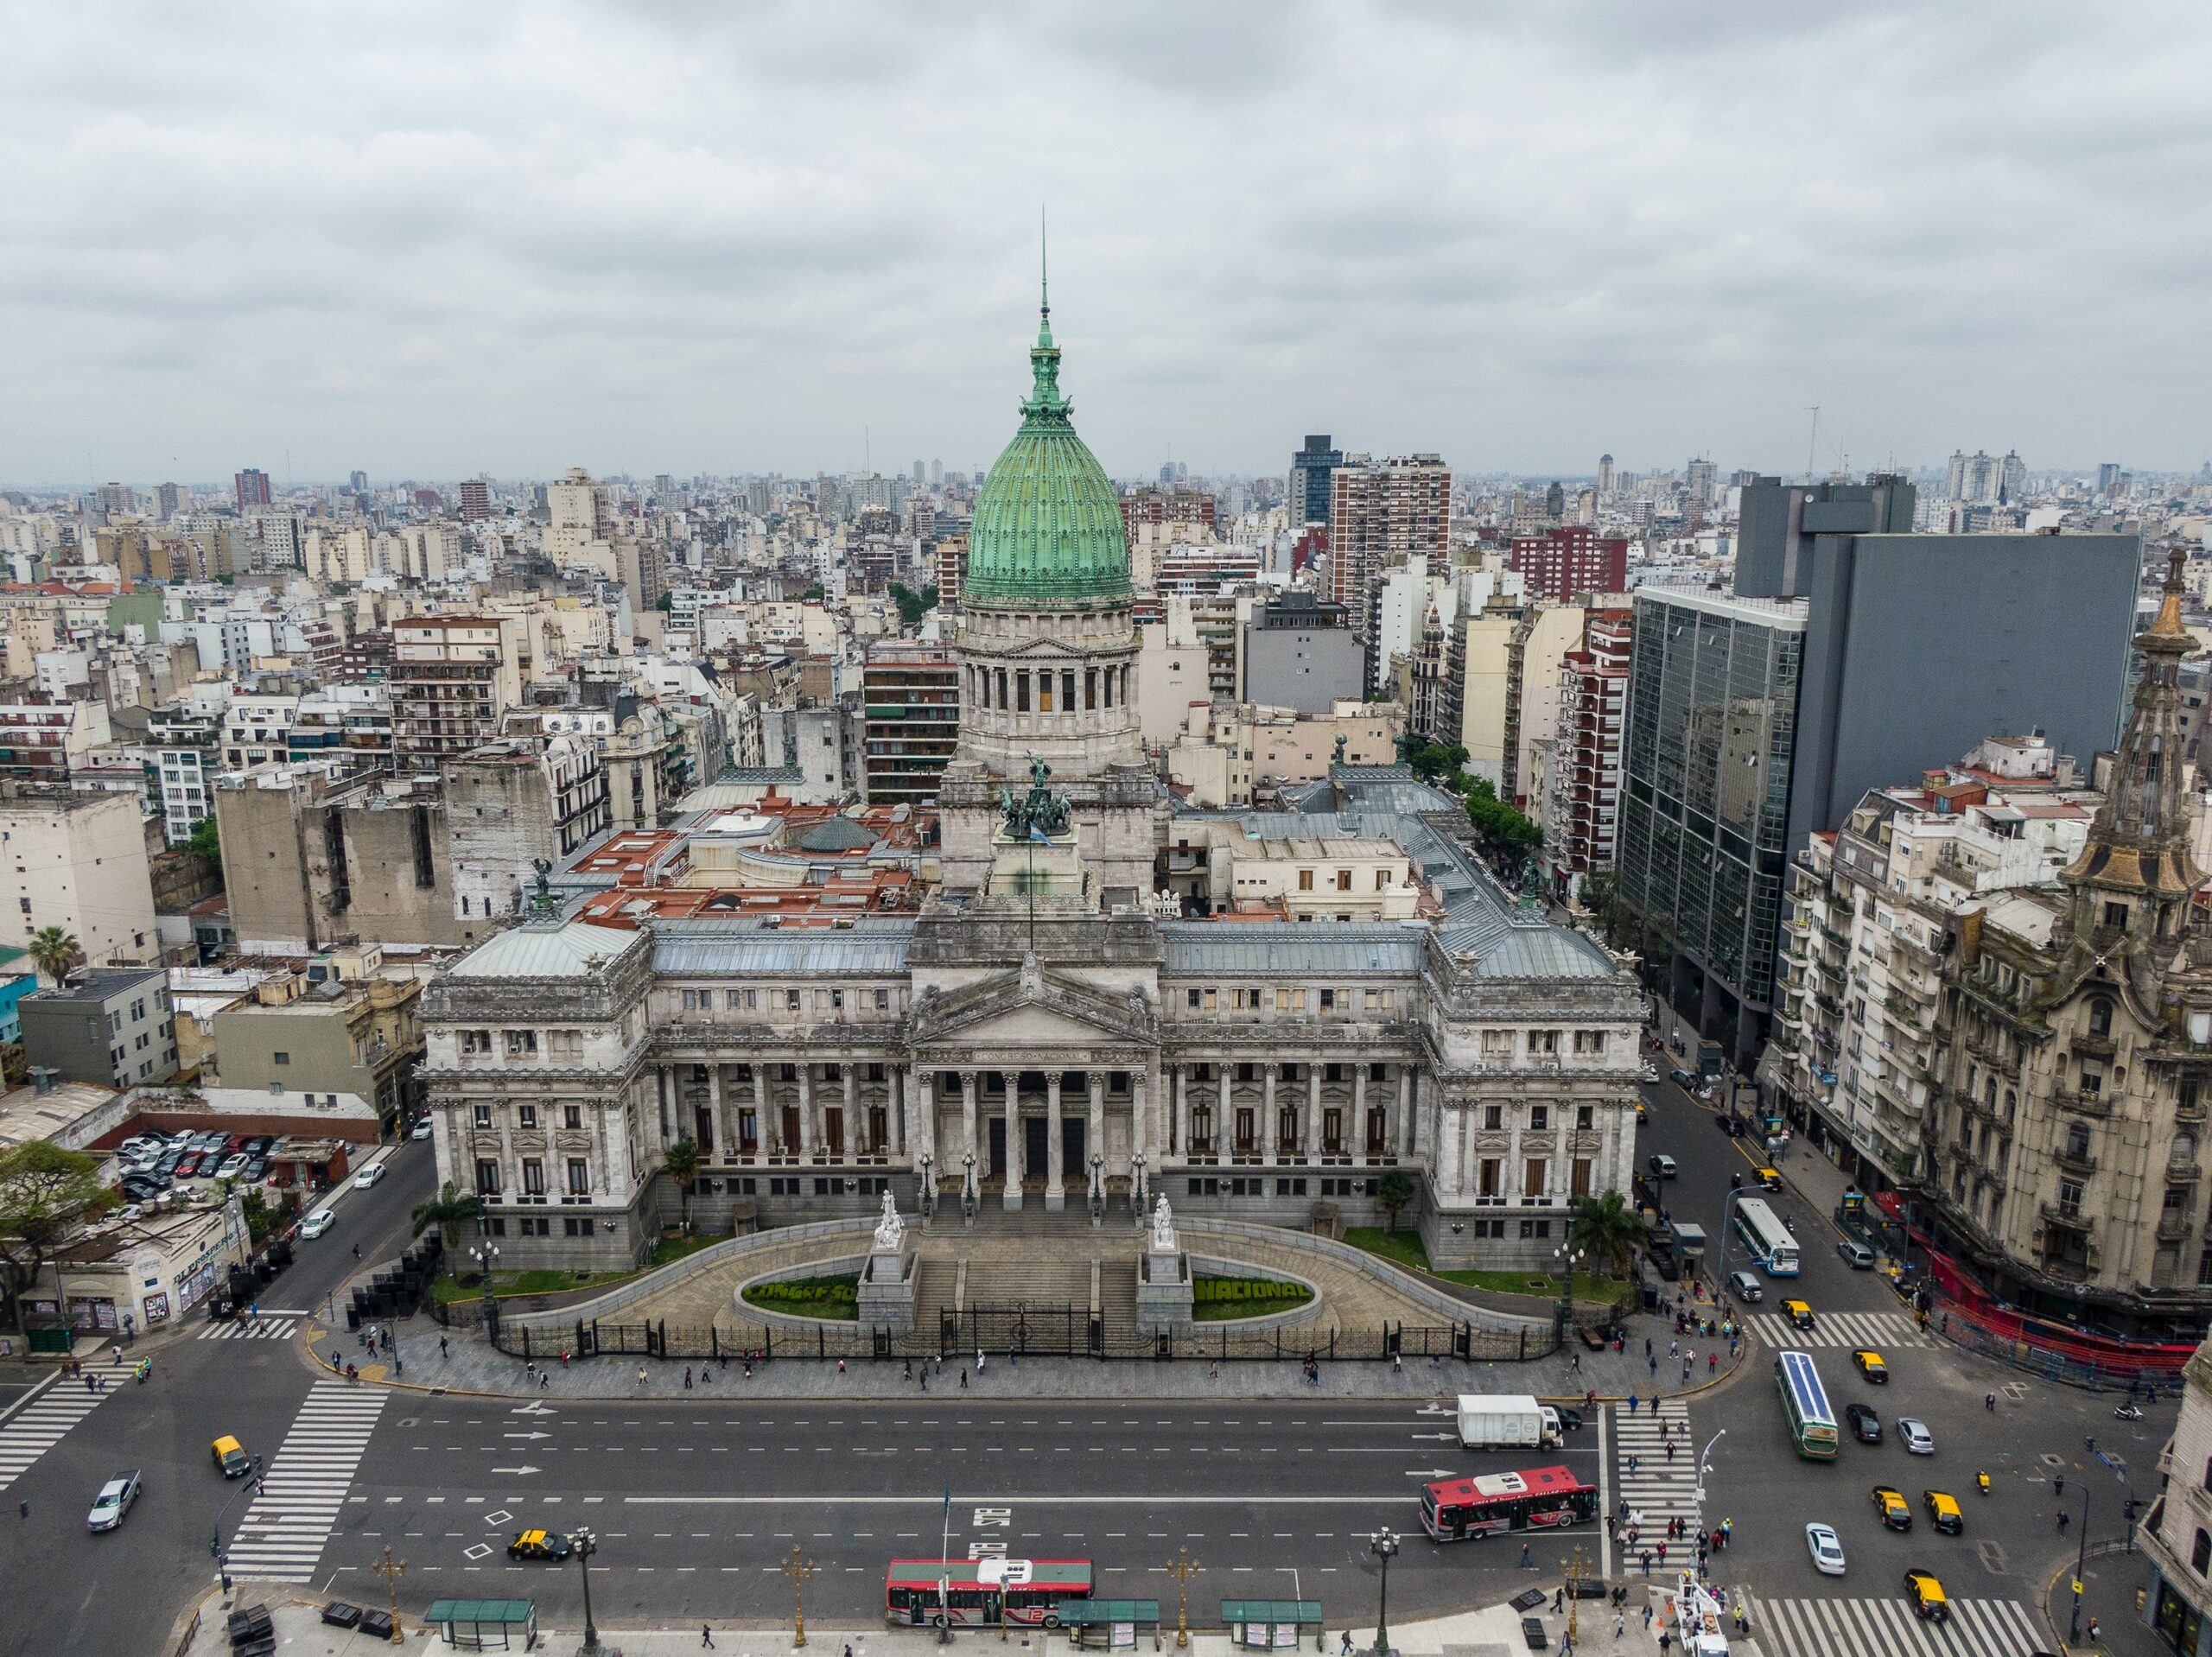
[1684, 457, 1717, 505]
[391, 616, 523, 770]
[862, 641, 960, 807]
[1326, 453, 1449, 620]
[233, 467, 273, 511]
[1541, 608, 1633, 900]
[1287, 435, 1343, 527]
[1944, 449, 2025, 504]
[458, 477, 491, 521]
[348, 469, 370, 494]
[95, 482, 133, 520]
[1597, 454, 1615, 497]
[1119, 486, 1215, 544]
[1507, 525, 1629, 601]
[154, 481, 183, 521]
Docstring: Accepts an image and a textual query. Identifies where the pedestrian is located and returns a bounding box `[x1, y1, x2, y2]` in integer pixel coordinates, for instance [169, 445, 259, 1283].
[683, 1367, 694, 1390]
[1585, 1388, 1596, 1412]
[1521, 1542, 1533, 1569]
[1605, 1515, 1617, 1542]
[1395, 1352, 1403, 1373]
[904, 1360, 913, 1381]
[563, 1350, 571, 1368]
[2056, 1476, 2066, 1497]
[440, 1336, 448, 1359]
[700, 1366, 711, 1387]
[1628, 1392, 1639, 1415]
[538, 1372, 549, 1391]
[527, 1361, 537, 1381]
[1641, 1604, 1652, 1629]
[1626, 1454, 1638, 1476]
[919, 1371, 927, 1392]
[1649, 1355, 1657, 1376]
[2089, 1616, 2101, 1641]
[637, 1366, 648, 1389]
[1656, 1542, 1667, 1566]
[1681, 1357, 1691, 1381]
[1709, 1352, 1718, 1373]
[1721, 1517, 1732, 1543]
[1570, 1351, 1580, 1373]
[1340, 1634, 1352, 1657]
[1553, 1588, 1565, 1614]
[702, 1626, 715, 1647]
[1614, 1612, 1625, 1641]
[1665, 1440, 1675, 1463]
[1639, 1550, 1651, 1578]
[1669, 1339, 1679, 1359]
[960, 1366, 969, 1389]
[1985, 1392, 1996, 1412]
[84, 1374, 94, 1394]
[2057, 1509, 2070, 1533]
[976, 1349, 986, 1375]
[845, 1643, 854, 1657]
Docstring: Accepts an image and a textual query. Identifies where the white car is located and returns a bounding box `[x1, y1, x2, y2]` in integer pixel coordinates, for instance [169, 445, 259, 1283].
[86, 1470, 141, 1533]
[213, 1153, 249, 1181]
[1898, 1417, 1936, 1455]
[410, 1118, 433, 1141]
[355, 1163, 384, 1189]
[1805, 1521, 1846, 1576]
[298, 1210, 334, 1240]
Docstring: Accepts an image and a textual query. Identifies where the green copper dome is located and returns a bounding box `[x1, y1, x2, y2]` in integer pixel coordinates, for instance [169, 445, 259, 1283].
[964, 295, 1132, 610]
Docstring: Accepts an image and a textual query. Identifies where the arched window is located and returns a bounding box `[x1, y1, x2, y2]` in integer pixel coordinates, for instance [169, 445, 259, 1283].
[2194, 1527, 2211, 1574]
[2090, 999, 2114, 1037]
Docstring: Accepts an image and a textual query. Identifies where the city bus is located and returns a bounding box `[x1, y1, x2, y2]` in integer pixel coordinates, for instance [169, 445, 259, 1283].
[1732, 1196, 1801, 1275]
[886, 1559, 1095, 1628]
[1774, 1349, 1839, 1460]
[1420, 1465, 1599, 1541]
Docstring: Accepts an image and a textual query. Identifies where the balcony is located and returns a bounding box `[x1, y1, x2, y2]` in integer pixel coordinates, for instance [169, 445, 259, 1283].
[2070, 1032, 2117, 1060]
[2158, 1213, 2192, 1243]
[2056, 1088, 2113, 1119]
[2041, 1201, 2092, 1232]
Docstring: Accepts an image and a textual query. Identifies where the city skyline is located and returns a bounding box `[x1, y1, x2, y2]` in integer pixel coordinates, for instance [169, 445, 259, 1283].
[3, 3, 2209, 484]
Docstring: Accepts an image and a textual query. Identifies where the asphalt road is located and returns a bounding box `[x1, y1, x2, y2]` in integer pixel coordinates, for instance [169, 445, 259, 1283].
[0, 1133, 439, 1657]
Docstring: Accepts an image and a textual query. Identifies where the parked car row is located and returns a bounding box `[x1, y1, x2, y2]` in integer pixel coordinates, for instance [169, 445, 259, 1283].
[114, 1129, 287, 1203]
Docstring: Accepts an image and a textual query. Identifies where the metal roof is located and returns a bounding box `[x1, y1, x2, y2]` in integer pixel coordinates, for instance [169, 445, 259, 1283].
[1160, 921, 1427, 975]
[652, 917, 915, 975]
[425, 1600, 536, 1625]
[448, 920, 643, 980]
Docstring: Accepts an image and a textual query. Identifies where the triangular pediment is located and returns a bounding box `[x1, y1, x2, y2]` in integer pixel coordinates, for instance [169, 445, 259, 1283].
[911, 959, 1155, 1055]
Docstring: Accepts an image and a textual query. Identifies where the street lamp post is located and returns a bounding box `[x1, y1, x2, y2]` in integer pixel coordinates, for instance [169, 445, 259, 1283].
[918, 1152, 934, 1222]
[209, 1454, 265, 1589]
[1552, 1245, 1585, 1342]
[1692, 1428, 1726, 1553]
[1166, 1546, 1201, 1650]
[1707, 1186, 1751, 1298]
[370, 1546, 406, 1646]
[1090, 1151, 1105, 1224]
[1367, 1527, 1399, 1657]
[1131, 1151, 1147, 1220]
[2069, 1486, 2092, 1646]
[569, 1527, 601, 1654]
[784, 1543, 818, 1647]
[2089, 1439, 2140, 1552]
[470, 1242, 500, 1337]
[962, 1151, 976, 1224]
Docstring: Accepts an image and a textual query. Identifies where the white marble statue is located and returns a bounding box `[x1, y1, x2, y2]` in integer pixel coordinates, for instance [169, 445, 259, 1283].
[1150, 1192, 1177, 1254]
[874, 1190, 905, 1254]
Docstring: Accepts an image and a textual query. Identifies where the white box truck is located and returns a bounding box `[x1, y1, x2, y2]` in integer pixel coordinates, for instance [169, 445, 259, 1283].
[1455, 1394, 1562, 1450]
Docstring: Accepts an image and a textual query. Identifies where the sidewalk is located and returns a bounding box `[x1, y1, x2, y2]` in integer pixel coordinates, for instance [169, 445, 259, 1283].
[180, 1586, 1707, 1657]
[308, 1298, 1749, 1402]
[2042, 1538, 2164, 1657]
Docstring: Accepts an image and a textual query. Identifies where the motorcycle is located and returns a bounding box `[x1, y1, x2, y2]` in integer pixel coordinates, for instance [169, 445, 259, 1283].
[2115, 1403, 2145, 1421]
[1975, 1470, 1991, 1496]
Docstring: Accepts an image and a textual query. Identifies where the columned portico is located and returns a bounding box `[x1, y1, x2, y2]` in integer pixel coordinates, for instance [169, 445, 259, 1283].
[1045, 1071, 1065, 1209]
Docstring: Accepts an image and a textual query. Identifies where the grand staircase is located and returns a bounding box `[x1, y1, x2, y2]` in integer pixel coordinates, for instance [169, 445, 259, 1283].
[912, 1197, 1147, 1345]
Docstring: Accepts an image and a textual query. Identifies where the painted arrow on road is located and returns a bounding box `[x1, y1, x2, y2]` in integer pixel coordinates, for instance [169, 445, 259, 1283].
[503, 1431, 551, 1441]
[489, 1465, 543, 1476]
[510, 1401, 557, 1416]
[1407, 1470, 1459, 1479]
[1410, 1432, 1459, 1442]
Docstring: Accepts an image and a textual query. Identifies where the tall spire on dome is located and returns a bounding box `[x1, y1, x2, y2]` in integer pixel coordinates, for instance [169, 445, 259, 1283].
[1023, 211, 1069, 424]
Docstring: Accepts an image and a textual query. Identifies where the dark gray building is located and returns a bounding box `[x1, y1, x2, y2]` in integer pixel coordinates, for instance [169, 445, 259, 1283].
[19, 968, 178, 1089]
[1242, 592, 1364, 713]
[1618, 587, 1805, 1065]
[1624, 479, 2142, 1065]
[1287, 435, 1342, 528]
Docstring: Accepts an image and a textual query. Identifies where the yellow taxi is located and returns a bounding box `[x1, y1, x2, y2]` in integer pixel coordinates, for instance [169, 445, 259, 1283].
[1756, 1167, 1783, 1191]
[506, 1529, 574, 1562]
[1637, 1101, 1650, 1125]
[1904, 1569, 1950, 1622]
[1872, 1486, 1912, 1531]
[210, 1436, 251, 1479]
[1783, 1298, 1816, 1330]
[1923, 1490, 1962, 1535]
[1853, 1349, 1889, 1383]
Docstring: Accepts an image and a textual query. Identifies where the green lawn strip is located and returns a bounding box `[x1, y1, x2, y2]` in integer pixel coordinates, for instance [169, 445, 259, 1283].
[741, 1273, 861, 1322]
[428, 1229, 725, 1305]
[1342, 1228, 1623, 1299]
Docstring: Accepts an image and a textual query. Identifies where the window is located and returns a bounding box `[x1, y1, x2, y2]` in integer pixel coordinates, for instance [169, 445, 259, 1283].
[1576, 1105, 1594, 1130]
[1276, 988, 1306, 1013]
[518, 1105, 537, 1129]
[1482, 1031, 1512, 1057]
[1484, 1104, 1503, 1130]
[1335, 868, 1351, 892]
[2105, 901, 2130, 930]
[2089, 999, 2113, 1037]
[2058, 1178, 2085, 1218]
[522, 1159, 546, 1195]
[2196, 1528, 2211, 1574]
[1319, 989, 1337, 1011]
[1529, 1106, 1549, 1132]
[1572, 1158, 1592, 1197]
[2065, 1122, 2091, 1160]
[505, 1030, 537, 1057]
[1529, 1030, 1560, 1056]
[568, 1160, 589, 1195]
[1572, 1030, 1607, 1056]
[473, 1104, 493, 1129]
[474, 1159, 501, 1196]
[874, 988, 889, 1011]
[1297, 869, 1313, 892]
[564, 1104, 583, 1131]
[1524, 1157, 1548, 1195]
[1478, 1159, 1501, 1197]
[272, 1051, 289, 1066]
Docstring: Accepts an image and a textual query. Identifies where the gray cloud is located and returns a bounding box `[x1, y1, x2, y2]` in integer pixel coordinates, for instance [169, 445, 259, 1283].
[3, 0, 2209, 486]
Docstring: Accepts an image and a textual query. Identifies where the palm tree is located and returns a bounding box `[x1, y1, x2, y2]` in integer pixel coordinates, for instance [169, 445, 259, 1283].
[411, 1181, 482, 1246]
[663, 1138, 701, 1232]
[1567, 1190, 1648, 1279]
[27, 927, 79, 987]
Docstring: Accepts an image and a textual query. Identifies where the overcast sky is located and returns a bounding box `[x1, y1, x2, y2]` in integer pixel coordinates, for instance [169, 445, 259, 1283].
[6, 2, 2209, 490]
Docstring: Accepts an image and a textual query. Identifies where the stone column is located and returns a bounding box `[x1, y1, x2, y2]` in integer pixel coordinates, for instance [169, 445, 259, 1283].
[1173, 1063, 1189, 1157]
[960, 1070, 979, 1191]
[753, 1063, 770, 1154]
[913, 1070, 932, 1173]
[1262, 1063, 1279, 1165]
[1306, 1064, 1323, 1159]
[1402, 1067, 1418, 1157]
[1087, 1072, 1105, 1197]
[798, 1065, 816, 1159]
[1001, 1070, 1023, 1210]
[890, 1066, 906, 1159]
[1352, 1063, 1369, 1161]
[1046, 1071, 1065, 1210]
[1130, 1070, 1148, 1170]
[842, 1065, 859, 1158]
[704, 1063, 722, 1159]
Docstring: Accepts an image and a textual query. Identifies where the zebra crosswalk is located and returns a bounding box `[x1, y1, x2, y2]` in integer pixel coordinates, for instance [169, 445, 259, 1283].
[1742, 1308, 1930, 1350]
[196, 1316, 301, 1341]
[1611, 1395, 1700, 1533]
[0, 1376, 124, 1492]
[1750, 1594, 2042, 1657]
[219, 1380, 388, 1581]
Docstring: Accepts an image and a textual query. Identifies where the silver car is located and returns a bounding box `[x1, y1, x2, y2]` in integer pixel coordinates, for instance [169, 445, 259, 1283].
[87, 1470, 141, 1532]
[1727, 1269, 1763, 1303]
[1805, 1521, 1846, 1576]
[1898, 1417, 1936, 1455]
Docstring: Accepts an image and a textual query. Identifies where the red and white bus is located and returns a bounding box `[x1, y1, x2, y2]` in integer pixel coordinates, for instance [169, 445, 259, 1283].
[1420, 1465, 1599, 1541]
[886, 1559, 1096, 1628]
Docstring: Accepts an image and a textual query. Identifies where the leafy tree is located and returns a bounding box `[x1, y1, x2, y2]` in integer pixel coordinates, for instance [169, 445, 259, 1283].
[0, 1143, 115, 1331]
[27, 927, 79, 987]
[186, 816, 223, 882]
[800, 583, 825, 600]
[887, 581, 938, 629]
[411, 1180, 483, 1245]
[1375, 1169, 1415, 1234]
[663, 1138, 702, 1230]
[655, 591, 673, 613]
[1567, 1190, 1648, 1279]
[1405, 741, 1469, 784]
[1463, 777, 1541, 860]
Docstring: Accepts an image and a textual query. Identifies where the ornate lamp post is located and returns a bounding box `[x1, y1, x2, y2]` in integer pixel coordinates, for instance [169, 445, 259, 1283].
[1131, 1150, 1147, 1221]
[1367, 1527, 1399, 1657]
[918, 1151, 935, 1221]
[784, 1543, 818, 1647]
[370, 1546, 406, 1646]
[1089, 1151, 1105, 1222]
[1166, 1546, 1201, 1649]
[962, 1150, 977, 1223]
[1552, 1244, 1585, 1343]
[569, 1527, 601, 1653]
[470, 1242, 500, 1337]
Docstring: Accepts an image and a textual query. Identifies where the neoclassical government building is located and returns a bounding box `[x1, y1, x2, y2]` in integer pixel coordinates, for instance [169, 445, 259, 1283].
[420, 296, 1645, 1271]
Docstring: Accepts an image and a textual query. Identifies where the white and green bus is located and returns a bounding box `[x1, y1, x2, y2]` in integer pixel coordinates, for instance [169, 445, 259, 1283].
[1732, 1197, 1800, 1275]
[1774, 1349, 1838, 1460]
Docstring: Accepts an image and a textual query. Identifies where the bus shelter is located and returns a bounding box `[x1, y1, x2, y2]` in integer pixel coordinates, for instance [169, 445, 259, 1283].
[424, 1598, 537, 1651]
[1053, 1599, 1162, 1649]
[1222, 1599, 1324, 1650]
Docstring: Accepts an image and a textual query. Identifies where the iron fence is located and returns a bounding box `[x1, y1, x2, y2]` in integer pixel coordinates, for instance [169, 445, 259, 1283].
[493, 1310, 1554, 1365]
